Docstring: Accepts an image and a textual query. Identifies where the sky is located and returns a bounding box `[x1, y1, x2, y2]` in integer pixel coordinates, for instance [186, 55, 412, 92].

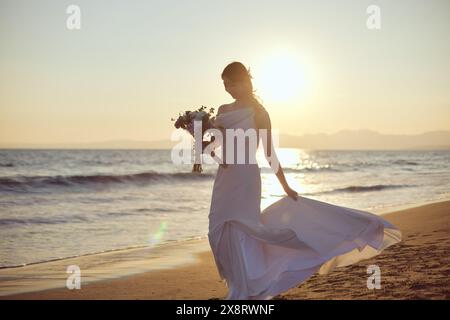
[0, 0, 449, 146]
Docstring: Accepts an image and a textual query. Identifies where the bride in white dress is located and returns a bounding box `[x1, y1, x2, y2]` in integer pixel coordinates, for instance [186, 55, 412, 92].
[207, 62, 402, 300]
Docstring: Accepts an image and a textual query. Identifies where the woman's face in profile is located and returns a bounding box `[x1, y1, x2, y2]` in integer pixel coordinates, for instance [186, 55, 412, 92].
[223, 76, 247, 99]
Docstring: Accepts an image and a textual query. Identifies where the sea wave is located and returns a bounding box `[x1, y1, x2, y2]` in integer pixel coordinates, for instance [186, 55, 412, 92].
[312, 184, 415, 195]
[0, 162, 14, 167]
[0, 215, 90, 226]
[0, 171, 215, 192]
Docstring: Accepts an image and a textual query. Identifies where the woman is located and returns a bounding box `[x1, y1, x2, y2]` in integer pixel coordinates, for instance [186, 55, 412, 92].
[207, 61, 402, 300]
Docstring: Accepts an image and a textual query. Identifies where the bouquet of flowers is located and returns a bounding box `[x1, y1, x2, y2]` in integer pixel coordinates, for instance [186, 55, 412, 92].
[171, 105, 217, 173]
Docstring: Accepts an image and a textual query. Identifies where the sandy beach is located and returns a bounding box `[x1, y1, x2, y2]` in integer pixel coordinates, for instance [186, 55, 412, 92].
[1, 0, 450, 304]
[1, 199, 449, 300]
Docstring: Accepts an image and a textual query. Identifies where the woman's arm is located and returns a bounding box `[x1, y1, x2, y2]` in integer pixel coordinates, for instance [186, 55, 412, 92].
[259, 110, 298, 201]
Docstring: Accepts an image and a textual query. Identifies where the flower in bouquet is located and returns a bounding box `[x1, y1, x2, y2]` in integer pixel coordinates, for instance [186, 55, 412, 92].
[171, 105, 217, 173]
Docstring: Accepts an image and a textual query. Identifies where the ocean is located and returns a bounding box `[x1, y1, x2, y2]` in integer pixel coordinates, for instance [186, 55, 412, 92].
[1, 148, 449, 268]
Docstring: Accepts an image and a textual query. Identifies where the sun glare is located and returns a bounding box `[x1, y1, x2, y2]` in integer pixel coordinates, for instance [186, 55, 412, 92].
[254, 50, 308, 103]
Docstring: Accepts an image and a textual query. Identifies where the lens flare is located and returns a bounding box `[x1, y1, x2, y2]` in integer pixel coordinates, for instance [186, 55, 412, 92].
[148, 221, 168, 247]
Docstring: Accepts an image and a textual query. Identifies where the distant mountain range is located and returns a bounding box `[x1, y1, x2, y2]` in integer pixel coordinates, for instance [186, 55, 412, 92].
[277, 129, 450, 150]
[1, 130, 449, 150]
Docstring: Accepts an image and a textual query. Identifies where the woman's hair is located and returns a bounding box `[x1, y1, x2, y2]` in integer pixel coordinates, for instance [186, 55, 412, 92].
[221, 61, 265, 114]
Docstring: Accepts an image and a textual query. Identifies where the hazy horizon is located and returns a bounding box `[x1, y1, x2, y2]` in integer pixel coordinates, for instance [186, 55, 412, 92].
[2, 129, 449, 150]
[1, 0, 450, 147]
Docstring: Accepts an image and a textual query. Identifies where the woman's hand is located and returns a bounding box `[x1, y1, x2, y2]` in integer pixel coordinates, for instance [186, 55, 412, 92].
[284, 186, 298, 201]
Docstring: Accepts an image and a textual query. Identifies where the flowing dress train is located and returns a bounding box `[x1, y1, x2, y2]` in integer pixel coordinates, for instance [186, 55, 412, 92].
[207, 107, 402, 300]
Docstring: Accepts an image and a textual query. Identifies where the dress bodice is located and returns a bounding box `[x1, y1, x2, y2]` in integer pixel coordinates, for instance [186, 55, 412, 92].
[213, 107, 260, 165]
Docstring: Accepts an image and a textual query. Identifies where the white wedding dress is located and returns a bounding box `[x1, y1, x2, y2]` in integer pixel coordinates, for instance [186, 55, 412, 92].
[207, 107, 402, 300]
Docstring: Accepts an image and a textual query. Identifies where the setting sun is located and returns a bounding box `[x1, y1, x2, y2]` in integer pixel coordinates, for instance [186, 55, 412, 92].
[255, 50, 308, 103]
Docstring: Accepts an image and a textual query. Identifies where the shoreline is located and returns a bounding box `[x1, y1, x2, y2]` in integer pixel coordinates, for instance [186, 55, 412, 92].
[0, 235, 209, 270]
[1, 197, 450, 299]
[0, 236, 211, 297]
[372, 194, 450, 215]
